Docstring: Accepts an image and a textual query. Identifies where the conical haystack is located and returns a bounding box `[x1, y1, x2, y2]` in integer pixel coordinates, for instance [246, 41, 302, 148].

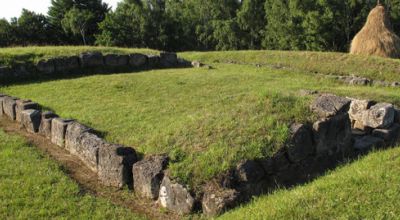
[350, 4, 400, 58]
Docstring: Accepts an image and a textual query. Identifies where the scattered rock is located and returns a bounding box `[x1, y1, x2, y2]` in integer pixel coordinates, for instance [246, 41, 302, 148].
[98, 143, 137, 188]
[372, 124, 400, 146]
[313, 113, 352, 155]
[202, 183, 240, 217]
[286, 123, 315, 162]
[21, 109, 41, 133]
[3, 96, 18, 120]
[38, 111, 58, 139]
[79, 52, 104, 67]
[15, 100, 39, 122]
[160, 52, 178, 67]
[310, 94, 351, 118]
[104, 54, 129, 67]
[191, 61, 203, 68]
[36, 59, 55, 74]
[158, 176, 195, 215]
[129, 53, 147, 67]
[132, 155, 169, 199]
[235, 160, 265, 183]
[362, 103, 395, 129]
[349, 77, 370, 86]
[51, 118, 74, 147]
[53, 56, 80, 73]
[354, 136, 384, 152]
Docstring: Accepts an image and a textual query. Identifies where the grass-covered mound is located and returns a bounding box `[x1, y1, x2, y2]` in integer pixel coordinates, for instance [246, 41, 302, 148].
[219, 147, 400, 219]
[0, 130, 145, 219]
[2, 48, 400, 189]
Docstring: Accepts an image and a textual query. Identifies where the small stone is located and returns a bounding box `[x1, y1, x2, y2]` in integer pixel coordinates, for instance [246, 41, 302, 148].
[391, 82, 400, 87]
[310, 94, 351, 118]
[36, 59, 55, 74]
[287, 123, 314, 162]
[349, 77, 370, 86]
[354, 136, 384, 152]
[129, 53, 147, 67]
[362, 103, 395, 129]
[235, 160, 265, 183]
[132, 155, 169, 199]
[299, 89, 318, 96]
[158, 176, 195, 215]
[38, 111, 58, 139]
[202, 184, 240, 217]
[98, 144, 137, 188]
[79, 52, 104, 67]
[191, 61, 203, 68]
[51, 118, 74, 147]
[21, 109, 41, 133]
[104, 54, 129, 67]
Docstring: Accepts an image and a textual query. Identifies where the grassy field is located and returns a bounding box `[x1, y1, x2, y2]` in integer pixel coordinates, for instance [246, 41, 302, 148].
[0, 46, 157, 67]
[0, 129, 145, 219]
[2, 48, 400, 188]
[219, 147, 400, 219]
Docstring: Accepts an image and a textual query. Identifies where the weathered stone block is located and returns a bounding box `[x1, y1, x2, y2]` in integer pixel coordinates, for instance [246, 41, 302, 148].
[129, 53, 147, 67]
[39, 111, 58, 139]
[372, 124, 400, 146]
[21, 109, 41, 133]
[51, 118, 74, 147]
[79, 52, 104, 67]
[286, 123, 315, 162]
[354, 136, 384, 152]
[65, 122, 92, 154]
[15, 100, 39, 122]
[132, 155, 169, 199]
[311, 94, 351, 118]
[234, 160, 265, 183]
[313, 113, 352, 155]
[104, 54, 129, 67]
[160, 52, 178, 68]
[98, 144, 137, 188]
[36, 59, 55, 74]
[259, 150, 290, 174]
[3, 96, 18, 120]
[54, 56, 80, 73]
[0, 95, 7, 117]
[362, 103, 395, 129]
[202, 184, 239, 217]
[147, 55, 160, 68]
[158, 176, 195, 215]
[78, 132, 106, 172]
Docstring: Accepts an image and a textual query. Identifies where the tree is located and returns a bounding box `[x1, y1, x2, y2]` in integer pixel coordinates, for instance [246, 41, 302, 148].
[0, 19, 12, 47]
[62, 8, 95, 45]
[236, 0, 266, 49]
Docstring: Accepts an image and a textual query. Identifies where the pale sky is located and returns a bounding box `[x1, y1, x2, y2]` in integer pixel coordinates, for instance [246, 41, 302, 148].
[0, 0, 121, 20]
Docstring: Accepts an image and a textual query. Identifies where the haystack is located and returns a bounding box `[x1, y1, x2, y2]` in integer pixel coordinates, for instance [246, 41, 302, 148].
[350, 4, 400, 58]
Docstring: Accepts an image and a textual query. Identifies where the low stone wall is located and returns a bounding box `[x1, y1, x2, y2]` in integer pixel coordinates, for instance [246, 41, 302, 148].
[0, 52, 192, 83]
[1, 91, 400, 217]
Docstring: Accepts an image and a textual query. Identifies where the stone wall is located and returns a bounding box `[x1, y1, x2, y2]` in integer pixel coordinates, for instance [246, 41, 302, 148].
[0, 52, 191, 83]
[1, 91, 400, 217]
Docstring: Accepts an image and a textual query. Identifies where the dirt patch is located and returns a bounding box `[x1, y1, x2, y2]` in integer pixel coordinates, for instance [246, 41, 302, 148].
[0, 117, 181, 220]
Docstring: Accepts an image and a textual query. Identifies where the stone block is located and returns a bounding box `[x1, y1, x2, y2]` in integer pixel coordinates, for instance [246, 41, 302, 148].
[354, 136, 384, 152]
[38, 111, 58, 139]
[362, 103, 395, 129]
[372, 124, 400, 146]
[15, 100, 39, 122]
[3, 96, 18, 120]
[79, 52, 104, 67]
[129, 53, 147, 67]
[104, 54, 129, 67]
[286, 123, 315, 162]
[98, 144, 137, 188]
[21, 109, 41, 133]
[36, 59, 55, 74]
[0, 95, 7, 117]
[78, 132, 106, 172]
[147, 55, 160, 68]
[160, 52, 178, 68]
[158, 176, 195, 215]
[202, 184, 239, 217]
[54, 56, 80, 73]
[234, 160, 265, 183]
[51, 118, 74, 147]
[132, 155, 169, 199]
[65, 122, 92, 154]
[310, 94, 351, 118]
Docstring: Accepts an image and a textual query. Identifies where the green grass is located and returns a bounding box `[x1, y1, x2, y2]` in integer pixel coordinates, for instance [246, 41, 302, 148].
[0, 46, 157, 67]
[3, 61, 400, 188]
[0, 129, 146, 219]
[219, 147, 400, 219]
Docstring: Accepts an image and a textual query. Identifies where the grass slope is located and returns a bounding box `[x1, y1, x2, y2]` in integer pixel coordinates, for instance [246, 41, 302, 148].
[219, 147, 400, 219]
[0, 129, 145, 219]
[2, 48, 400, 188]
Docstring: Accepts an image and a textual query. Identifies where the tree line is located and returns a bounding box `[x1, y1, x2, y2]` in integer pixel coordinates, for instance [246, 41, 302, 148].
[0, 0, 398, 52]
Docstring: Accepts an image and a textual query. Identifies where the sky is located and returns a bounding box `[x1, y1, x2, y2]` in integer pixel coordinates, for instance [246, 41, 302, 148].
[0, 0, 121, 20]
